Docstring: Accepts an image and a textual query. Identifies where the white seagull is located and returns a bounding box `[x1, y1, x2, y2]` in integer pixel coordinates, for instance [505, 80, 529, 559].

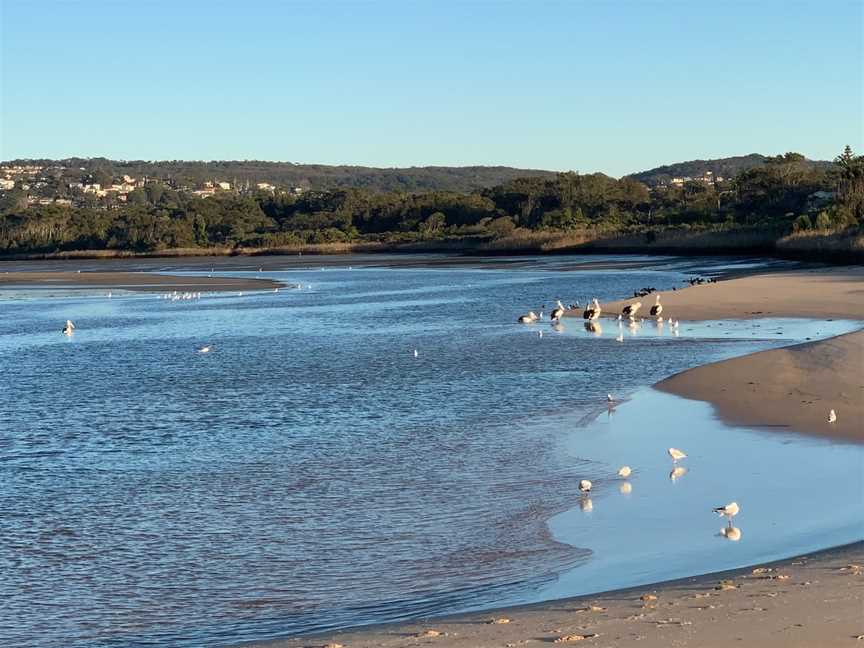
[617, 466, 632, 478]
[62, 320, 75, 335]
[198, 345, 212, 354]
[579, 479, 592, 493]
[713, 502, 740, 520]
[828, 409, 837, 423]
[668, 447, 687, 462]
[413, 349, 419, 358]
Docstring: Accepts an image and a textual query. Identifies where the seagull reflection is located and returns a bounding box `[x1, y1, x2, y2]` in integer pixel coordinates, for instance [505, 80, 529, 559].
[669, 466, 688, 482]
[618, 482, 632, 495]
[719, 525, 742, 542]
[579, 497, 593, 512]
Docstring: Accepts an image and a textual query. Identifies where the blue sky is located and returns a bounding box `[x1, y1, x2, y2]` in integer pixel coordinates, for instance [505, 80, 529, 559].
[1, 0, 861, 176]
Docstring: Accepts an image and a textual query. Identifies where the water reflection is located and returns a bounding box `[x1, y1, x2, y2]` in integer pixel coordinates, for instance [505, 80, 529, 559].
[669, 466, 688, 482]
[580, 497, 594, 513]
[584, 321, 602, 335]
[618, 482, 632, 495]
[720, 526, 743, 542]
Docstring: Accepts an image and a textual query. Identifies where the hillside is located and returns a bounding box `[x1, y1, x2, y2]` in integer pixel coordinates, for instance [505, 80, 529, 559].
[4, 158, 558, 194]
[628, 154, 833, 186]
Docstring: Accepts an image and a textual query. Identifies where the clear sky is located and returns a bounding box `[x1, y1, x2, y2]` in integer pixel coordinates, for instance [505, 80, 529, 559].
[1, 0, 861, 176]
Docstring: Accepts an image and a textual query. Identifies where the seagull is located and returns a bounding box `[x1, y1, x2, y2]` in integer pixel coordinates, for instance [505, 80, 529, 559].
[413, 349, 419, 358]
[607, 394, 615, 402]
[62, 320, 75, 335]
[713, 502, 740, 520]
[720, 526, 742, 541]
[198, 345, 212, 353]
[668, 447, 687, 462]
[828, 409, 837, 423]
[617, 466, 632, 478]
[579, 479, 592, 493]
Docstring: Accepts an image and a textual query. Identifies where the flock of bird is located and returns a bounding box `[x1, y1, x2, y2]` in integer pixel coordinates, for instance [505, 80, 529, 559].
[518, 294, 680, 335]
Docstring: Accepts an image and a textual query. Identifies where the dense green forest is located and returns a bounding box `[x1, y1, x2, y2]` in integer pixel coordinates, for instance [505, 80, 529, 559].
[1, 148, 861, 257]
[3, 158, 556, 194]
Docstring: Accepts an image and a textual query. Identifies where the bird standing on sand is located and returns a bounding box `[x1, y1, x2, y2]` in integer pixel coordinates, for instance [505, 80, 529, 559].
[62, 320, 75, 335]
[668, 447, 687, 462]
[579, 479, 592, 493]
[828, 409, 837, 423]
[617, 466, 632, 478]
[649, 294, 662, 317]
[713, 502, 740, 521]
[583, 298, 601, 321]
[551, 300, 566, 322]
[622, 301, 642, 320]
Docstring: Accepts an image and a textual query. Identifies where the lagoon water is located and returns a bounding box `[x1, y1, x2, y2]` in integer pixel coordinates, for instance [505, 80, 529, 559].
[1, 256, 862, 648]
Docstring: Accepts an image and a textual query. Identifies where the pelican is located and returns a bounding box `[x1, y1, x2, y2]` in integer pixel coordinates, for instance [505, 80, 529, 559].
[582, 298, 601, 321]
[669, 466, 688, 481]
[617, 466, 632, 478]
[579, 479, 592, 493]
[713, 502, 740, 520]
[62, 320, 75, 335]
[197, 345, 212, 353]
[720, 526, 742, 541]
[828, 409, 837, 423]
[622, 301, 642, 320]
[668, 447, 687, 462]
[518, 311, 538, 324]
[551, 300, 565, 322]
[607, 393, 615, 402]
[649, 294, 662, 317]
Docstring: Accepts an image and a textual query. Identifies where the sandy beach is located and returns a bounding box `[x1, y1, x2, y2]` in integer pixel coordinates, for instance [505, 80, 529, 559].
[591, 267, 864, 442]
[247, 542, 864, 648]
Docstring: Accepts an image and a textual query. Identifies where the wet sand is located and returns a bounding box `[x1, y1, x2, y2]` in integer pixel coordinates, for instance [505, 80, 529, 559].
[246, 542, 864, 648]
[0, 271, 283, 292]
[591, 267, 864, 442]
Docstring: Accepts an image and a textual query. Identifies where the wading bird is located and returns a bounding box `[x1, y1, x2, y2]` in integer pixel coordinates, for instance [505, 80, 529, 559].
[828, 409, 837, 423]
[551, 300, 566, 322]
[579, 479, 592, 493]
[62, 320, 75, 335]
[617, 466, 632, 478]
[518, 311, 538, 324]
[583, 298, 601, 321]
[713, 502, 740, 521]
[668, 447, 687, 462]
[622, 301, 642, 320]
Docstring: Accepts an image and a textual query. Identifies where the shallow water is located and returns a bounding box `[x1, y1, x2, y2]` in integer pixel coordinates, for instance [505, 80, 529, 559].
[0, 257, 860, 648]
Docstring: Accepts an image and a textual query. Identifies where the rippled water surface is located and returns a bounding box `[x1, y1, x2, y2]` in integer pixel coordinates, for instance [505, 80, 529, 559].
[1, 256, 861, 648]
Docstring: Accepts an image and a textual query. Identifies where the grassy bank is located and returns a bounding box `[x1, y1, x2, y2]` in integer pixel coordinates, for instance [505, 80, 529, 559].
[1, 228, 861, 264]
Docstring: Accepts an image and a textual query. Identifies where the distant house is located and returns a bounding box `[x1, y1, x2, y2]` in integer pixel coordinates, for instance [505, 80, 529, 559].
[191, 188, 216, 198]
[217, 181, 231, 191]
[256, 182, 275, 192]
[0, 179, 15, 190]
[54, 198, 72, 206]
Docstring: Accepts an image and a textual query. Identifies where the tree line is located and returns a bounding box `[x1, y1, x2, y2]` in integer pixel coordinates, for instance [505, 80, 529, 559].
[1, 148, 861, 255]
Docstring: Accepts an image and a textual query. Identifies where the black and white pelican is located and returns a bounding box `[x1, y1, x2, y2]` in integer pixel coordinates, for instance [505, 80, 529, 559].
[518, 311, 538, 324]
[62, 320, 75, 335]
[649, 294, 662, 317]
[583, 298, 601, 321]
[551, 300, 565, 322]
[622, 301, 642, 320]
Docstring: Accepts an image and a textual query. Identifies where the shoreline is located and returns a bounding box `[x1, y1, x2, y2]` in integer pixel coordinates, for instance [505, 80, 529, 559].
[0, 270, 284, 292]
[245, 541, 864, 648]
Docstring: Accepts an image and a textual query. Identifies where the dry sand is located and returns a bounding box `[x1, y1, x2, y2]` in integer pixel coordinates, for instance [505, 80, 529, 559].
[576, 266, 864, 442]
[0, 271, 283, 292]
[247, 542, 864, 648]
